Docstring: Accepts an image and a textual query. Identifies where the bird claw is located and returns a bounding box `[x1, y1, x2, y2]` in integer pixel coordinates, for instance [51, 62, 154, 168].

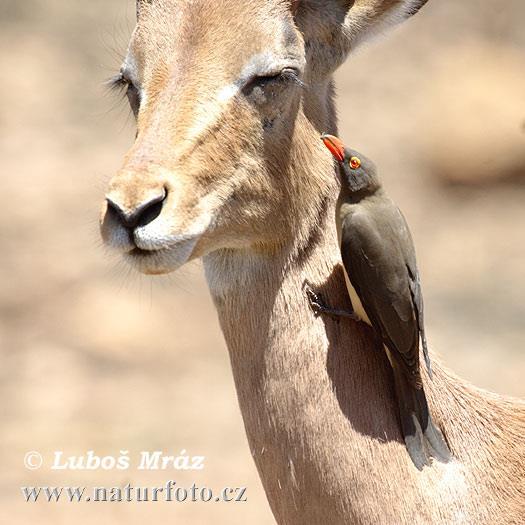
[305, 285, 327, 317]
[305, 284, 360, 322]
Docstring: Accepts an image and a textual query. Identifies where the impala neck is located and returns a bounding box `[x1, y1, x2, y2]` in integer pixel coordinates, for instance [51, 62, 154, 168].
[202, 79, 404, 523]
[202, 184, 401, 523]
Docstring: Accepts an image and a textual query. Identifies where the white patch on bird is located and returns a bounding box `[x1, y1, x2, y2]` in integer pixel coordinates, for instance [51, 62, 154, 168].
[383, 346, 395, 368]
[342, 267, 372, 326]
[336, 202, 372, 325]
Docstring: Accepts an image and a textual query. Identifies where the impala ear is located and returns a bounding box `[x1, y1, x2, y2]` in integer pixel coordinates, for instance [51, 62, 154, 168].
[292, 0, 428, 77]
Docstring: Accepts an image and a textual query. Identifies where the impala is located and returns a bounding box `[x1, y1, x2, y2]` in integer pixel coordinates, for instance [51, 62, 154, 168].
[100, 1, 525, 523]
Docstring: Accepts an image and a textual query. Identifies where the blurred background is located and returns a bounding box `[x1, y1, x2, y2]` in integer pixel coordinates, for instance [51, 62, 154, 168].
[1, 1, 524, 523]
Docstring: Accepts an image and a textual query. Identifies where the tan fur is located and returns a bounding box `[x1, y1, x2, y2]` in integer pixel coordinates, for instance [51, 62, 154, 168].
[101, 1, 525, 523]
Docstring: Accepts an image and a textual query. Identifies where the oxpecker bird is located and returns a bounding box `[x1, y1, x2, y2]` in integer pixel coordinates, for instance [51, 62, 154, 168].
[311, 134, 452, 470]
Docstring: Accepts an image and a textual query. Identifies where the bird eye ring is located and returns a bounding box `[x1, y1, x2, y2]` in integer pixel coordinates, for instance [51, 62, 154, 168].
[349, 157, 361, 170]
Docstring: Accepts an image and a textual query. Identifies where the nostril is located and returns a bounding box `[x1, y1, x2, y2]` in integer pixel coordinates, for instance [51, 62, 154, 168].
[105, 189, 167, 230]
[136, 193, 165, 228]
[106, 197, 128, 225]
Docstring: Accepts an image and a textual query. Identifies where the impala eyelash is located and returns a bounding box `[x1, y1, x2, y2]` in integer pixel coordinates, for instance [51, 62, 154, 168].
[105, 73, 129, 93]
[281, 69, 306, 89]
[244, 68, 306, 93]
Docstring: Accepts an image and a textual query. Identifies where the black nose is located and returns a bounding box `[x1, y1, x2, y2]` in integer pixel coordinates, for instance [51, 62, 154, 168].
[106, 190, 167, 231]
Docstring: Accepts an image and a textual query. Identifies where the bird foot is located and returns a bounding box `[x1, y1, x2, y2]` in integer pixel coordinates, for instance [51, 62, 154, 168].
[305, 285, 360, 322]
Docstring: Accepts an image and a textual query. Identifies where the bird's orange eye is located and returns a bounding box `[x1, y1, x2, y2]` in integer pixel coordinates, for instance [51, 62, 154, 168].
[349, 157, 361, 170]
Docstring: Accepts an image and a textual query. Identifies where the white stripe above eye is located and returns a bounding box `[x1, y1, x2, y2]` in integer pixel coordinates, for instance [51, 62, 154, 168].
[217, 83, 241, 103]
[185, 53, 288, 143]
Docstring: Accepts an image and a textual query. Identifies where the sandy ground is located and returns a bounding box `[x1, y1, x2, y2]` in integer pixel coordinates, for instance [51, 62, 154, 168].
[1, 1, 524, 523]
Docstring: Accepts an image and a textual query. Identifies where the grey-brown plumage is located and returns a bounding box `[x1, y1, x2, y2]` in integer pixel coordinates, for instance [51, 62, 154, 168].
[320, 134, 452, 470]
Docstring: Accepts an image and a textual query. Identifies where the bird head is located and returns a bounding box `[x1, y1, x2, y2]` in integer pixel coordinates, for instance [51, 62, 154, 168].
[321, 134, 381, 194]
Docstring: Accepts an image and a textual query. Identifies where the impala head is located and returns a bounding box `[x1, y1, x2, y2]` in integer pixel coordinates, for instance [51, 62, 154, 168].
[100, 0, 428, 274]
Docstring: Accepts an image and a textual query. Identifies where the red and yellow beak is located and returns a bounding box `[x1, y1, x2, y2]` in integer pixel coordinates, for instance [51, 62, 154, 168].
[321, 134, 345, 162]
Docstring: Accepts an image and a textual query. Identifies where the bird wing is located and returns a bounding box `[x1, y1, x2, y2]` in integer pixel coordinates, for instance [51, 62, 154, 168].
[403, 230, 432, 378]
[340, 206, 422, 384]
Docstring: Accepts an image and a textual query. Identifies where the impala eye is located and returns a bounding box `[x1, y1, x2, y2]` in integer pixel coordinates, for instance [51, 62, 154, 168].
[242, 68, 303, 98]
[108, 72, 141, 118]
[125, 81, 141, 118]
[350, 157, 361, 170]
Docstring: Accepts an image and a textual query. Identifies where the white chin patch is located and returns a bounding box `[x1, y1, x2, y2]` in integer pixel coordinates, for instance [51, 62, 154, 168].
[124, 214, 211, 274]
[133, 216, 206, 251]
[124, 235, 200, 275]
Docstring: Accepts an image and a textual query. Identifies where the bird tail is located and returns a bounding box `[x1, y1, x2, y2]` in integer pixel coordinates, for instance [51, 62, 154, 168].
[392, 362, 452, 470]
